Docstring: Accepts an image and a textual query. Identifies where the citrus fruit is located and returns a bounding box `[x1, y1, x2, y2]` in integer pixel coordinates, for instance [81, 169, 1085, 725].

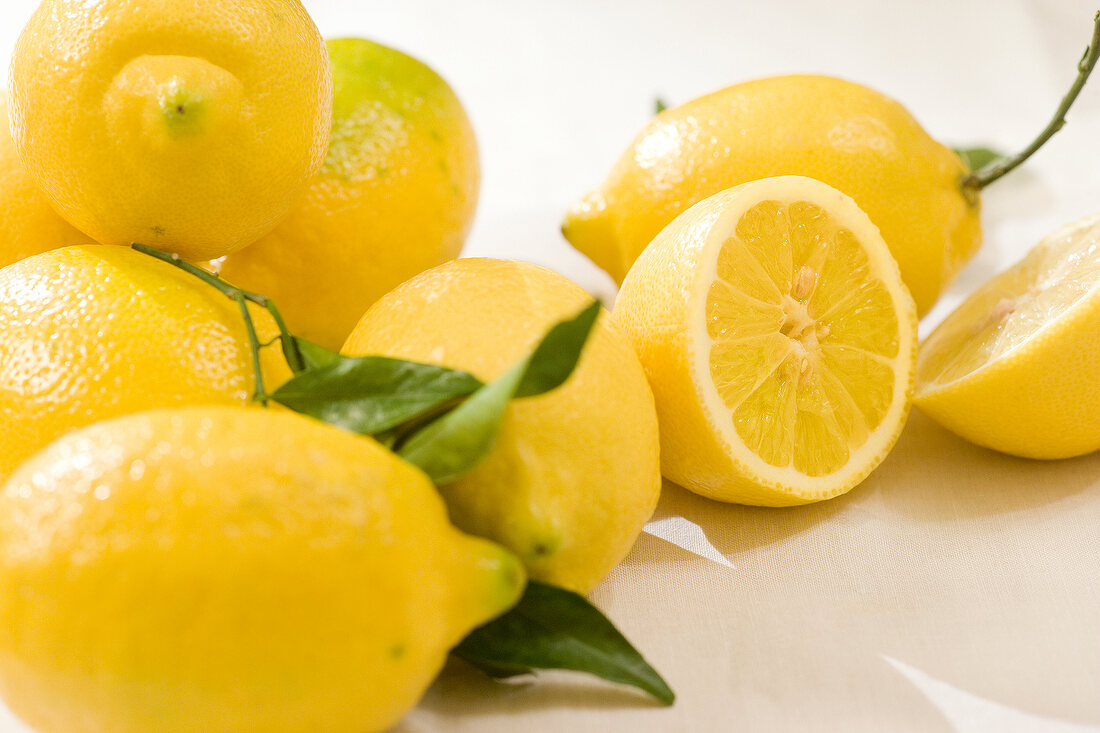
[0, 406, 524, 733]
[343, 258, 661, 593]
[218, 38, 480, 350]
[0, 91, 94, 268]
[915, 214, 1100, 459]
[8, 0, 332, 261]
[0, 245, 288, 481]
[612, 176, 917, 506]
[563, 74, 979, 315]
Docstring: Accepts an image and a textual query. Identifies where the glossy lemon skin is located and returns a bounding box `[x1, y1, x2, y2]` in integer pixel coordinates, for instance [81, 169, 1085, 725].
[0, 245, 289, 482]
[0, 92, 94, 267]
[343, 258, 661, 593]
[217, 38, 480, 350]
[0, 406, 523, 733]
[563, 75, 980, 315]
[8, 0, 332, 261]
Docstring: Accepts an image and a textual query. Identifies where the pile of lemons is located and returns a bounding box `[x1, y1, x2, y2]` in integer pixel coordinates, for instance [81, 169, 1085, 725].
[0, 0, 1096, 731]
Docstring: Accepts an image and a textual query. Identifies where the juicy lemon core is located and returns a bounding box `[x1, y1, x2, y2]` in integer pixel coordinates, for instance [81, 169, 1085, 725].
[916, 214, 1100, 459]
[613, 176, 917, 505]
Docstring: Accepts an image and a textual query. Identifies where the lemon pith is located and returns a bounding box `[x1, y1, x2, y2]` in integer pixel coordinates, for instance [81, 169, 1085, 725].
[613, 176, 917, 506]
[915, 214, 1100, 459]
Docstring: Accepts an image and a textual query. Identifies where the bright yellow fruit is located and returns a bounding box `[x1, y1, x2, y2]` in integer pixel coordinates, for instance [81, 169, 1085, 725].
[612, 177, 917, 506]
[0, 245, 288, 481]
[915, 214, 1100, 459]
[564, 75, 980, 315]
[343, 258, 661, 593]
[0, 406, 523, 733]
[0, 91, 94, 267]
[218, 38, 479, 350]
[8, 0, 332, 261]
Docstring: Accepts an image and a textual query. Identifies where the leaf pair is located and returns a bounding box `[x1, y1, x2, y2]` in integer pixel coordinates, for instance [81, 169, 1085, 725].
[269, 302, 674, 704]
[273, 301, 600, 485]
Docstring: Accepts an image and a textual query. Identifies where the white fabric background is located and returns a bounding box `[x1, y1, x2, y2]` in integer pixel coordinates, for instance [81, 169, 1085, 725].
[1, 0, 1099, 730]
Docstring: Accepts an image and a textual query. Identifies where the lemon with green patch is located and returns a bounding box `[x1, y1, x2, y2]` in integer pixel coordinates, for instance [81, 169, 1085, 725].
[219, 38, 480, 350]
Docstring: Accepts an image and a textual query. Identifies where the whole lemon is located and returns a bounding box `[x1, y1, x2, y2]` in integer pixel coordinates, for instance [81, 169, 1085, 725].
[0, 406, 524, 733]
[563, 75, 981, 315]
[0, 91, 94, 267]
[0, 245, 288, 481]
[8, 0, 333, 261]
[343, 258, 661, 593]
[218, 38, 480, 350]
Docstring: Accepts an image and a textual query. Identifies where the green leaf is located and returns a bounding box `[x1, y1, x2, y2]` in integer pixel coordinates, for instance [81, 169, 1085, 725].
[453, 581, 675, 705]
[953, 146, 1003, 171]
[397, 358, 526, 484]
[654, 97, 669, 114]
[396, 301, 600, 485]
[516, 300, 600, 397]
[292, 337, 342, 371]
[272, 355, 483, 435]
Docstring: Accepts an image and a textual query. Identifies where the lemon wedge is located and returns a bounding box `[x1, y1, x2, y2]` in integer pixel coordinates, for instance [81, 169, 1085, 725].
[916, 214, 1100, 459]
[612, 176, 917, 505]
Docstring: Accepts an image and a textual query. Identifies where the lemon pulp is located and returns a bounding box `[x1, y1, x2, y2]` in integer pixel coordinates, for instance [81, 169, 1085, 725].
[918, 215, 1100, 388]
[705, 198, 903, 479]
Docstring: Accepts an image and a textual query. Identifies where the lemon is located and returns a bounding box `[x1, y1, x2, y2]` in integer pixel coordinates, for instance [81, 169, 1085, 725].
[612, 176, 917, 506]
[343, 258, 661, 593]
[8, 0, 332, 261]
[915, 215, 1100, 459]
[0, 92, 94, 268]
[0, 245, 288, 481]
[563, 75, 979, 315]
[218, 38, 479, 350]
[0, 406, 523, 733]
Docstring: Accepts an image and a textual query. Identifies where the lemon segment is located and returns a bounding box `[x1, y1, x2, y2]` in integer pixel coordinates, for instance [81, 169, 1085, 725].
[613, 176, 917, 505]
[915, 215, 1100, 459]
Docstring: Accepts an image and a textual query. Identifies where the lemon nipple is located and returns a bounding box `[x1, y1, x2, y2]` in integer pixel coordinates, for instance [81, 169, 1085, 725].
[104, 55, 243, 144]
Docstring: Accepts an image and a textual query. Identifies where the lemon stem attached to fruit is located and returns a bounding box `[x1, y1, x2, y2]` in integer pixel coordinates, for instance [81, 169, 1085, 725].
[961, 10, 1100, 199]
[131, 242, 307, 403]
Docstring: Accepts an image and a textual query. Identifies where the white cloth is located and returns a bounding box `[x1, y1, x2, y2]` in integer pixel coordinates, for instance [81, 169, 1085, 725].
[0, 0, 1097, 730]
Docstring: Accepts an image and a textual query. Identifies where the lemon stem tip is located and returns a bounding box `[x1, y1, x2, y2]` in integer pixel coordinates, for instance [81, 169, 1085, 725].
[961, 10, 1100, 195]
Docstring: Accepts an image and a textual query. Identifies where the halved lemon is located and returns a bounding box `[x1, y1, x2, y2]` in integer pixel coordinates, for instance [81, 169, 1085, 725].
[612, 176, 917, 506]
[915, 214, 1100, 459]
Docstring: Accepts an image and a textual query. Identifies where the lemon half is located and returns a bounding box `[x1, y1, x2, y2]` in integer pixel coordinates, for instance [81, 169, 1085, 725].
[916, 215, 1100, 459]
[613, 176, 917, 505]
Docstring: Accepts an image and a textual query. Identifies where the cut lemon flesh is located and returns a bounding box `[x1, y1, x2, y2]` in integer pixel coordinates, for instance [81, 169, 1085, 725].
[915, 214, 1100, 459]
[613, 176, 917, 506]
[918, 215, 1100, 387]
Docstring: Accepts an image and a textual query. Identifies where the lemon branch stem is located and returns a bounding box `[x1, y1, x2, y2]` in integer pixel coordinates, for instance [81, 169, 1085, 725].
[963, 11, 1100, 194]
[129, 243, 308, 402]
